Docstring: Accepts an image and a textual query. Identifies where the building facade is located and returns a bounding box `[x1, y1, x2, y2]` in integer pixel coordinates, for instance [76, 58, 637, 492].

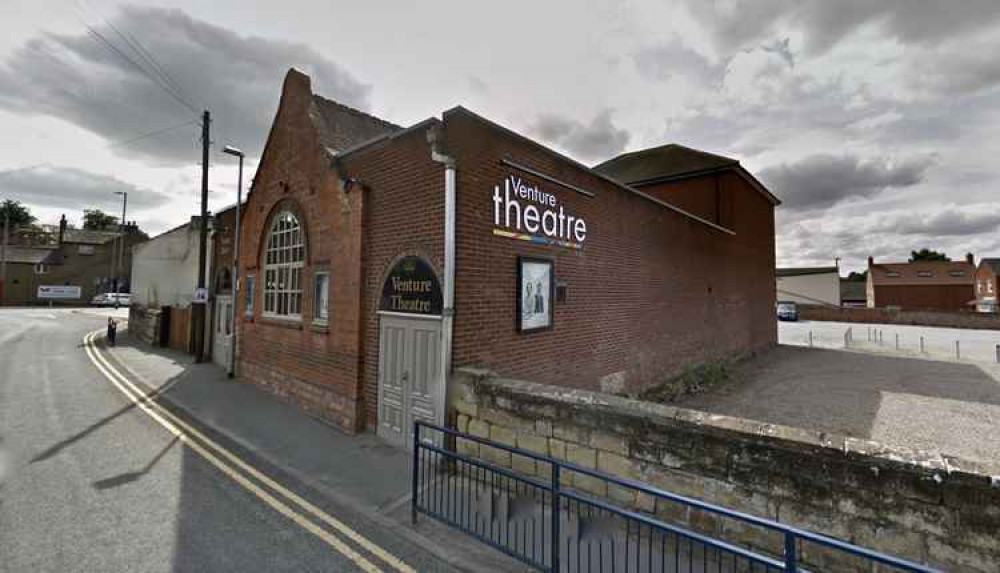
[235, 69, 779, 442]
[974, 258, 999, 313]
[0, 216, 144, 305]
[774, 267, 841, 306]
[866, 255, 976, 311]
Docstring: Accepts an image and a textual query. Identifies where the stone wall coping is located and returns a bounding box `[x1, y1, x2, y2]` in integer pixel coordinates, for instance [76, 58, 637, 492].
[455, 367, 1000, 483]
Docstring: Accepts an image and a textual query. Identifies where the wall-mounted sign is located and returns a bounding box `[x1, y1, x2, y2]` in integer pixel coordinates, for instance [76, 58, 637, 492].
[492, 175, 587, 249]
[379, 256, 443, 315]
[37, 285, 81, 299]
[193, 287, 208, 304]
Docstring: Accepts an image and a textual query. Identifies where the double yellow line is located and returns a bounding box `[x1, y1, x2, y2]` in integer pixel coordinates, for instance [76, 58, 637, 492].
[83, 330, 414, 573]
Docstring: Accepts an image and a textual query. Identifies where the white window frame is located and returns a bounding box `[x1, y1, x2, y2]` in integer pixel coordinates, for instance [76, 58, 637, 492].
[313, 270, 330, 325]
[262, 211, 305, 320]
[34, 263, 48, 275]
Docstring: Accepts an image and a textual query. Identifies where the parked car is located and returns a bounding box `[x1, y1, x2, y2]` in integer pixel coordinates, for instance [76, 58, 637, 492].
[776, 301, 798, 321]
[90, 293, 131, 307]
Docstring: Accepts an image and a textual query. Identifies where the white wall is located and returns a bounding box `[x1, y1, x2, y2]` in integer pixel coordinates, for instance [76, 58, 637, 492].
[130, 224, 200, 308]
[776, 272, 841, 306]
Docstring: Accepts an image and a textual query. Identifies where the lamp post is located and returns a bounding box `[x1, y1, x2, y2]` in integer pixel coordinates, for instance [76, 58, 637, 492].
[222, 145, 244, 378]
[113, 191, 128, 300]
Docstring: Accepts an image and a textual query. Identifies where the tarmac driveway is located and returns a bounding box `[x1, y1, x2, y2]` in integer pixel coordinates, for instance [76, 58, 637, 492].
[676, 345, 1000, 465]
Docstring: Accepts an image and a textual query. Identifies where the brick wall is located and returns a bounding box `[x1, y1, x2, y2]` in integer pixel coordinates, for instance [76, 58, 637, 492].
[799, 304, 1000, 330]
[444, 110, 776, 394]
[452, 368, 1000, 572]
[339, 125, 445, 429]
[237, 70, 366, 432]
[873, 284, 975, 311]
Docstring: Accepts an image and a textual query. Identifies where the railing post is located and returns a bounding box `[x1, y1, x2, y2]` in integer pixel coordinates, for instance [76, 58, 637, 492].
[412, 422, 420, 525]
[551, 463, 561, 573]
[785, 531, 798, 573]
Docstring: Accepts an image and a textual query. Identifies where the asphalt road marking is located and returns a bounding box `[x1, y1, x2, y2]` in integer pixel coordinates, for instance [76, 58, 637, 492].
[83, 330, 416, 573]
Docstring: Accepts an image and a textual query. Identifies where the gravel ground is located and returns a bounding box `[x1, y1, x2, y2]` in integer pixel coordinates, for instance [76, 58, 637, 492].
[677, 344, 1000, 464]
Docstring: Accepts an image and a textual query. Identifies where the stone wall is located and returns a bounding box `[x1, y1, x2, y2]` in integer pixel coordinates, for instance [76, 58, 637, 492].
[800, 304, 1000, 330]
[450, 368, 1000, 572]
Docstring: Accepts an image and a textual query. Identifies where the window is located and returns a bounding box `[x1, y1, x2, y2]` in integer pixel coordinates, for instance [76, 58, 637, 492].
[34, 263, 48, 275]
[263, 212, 305, 318]
[917, 271, 934, 278]
[886, 271, 901, 278]
[949, 270, 966, 277]
[314, 271, 330, 324]
[244, 275, 255, 317]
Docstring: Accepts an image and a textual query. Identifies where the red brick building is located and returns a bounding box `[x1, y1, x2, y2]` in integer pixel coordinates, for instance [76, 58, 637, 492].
[236, 69, 779, 444]
[866, 255, 976, 311]
[974, 258, 999, 313]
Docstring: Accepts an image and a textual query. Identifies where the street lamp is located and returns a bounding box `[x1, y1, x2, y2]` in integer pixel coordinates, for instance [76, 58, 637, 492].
[222, 145, 244, 378]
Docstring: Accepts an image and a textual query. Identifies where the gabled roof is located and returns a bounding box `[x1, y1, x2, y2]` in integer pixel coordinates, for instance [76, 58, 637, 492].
[979, 258, 1000, 274]
[62, 228, 117, 245]
[2, 245, 58, 264]
[776, 266, 839, 277]
[593, 144, 738, 184]
[869, 261, 975, 286]
[593, 143, 780, 205]
[309, 95, 401, 154]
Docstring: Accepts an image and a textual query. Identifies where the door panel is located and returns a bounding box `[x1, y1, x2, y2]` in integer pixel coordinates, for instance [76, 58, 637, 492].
[378, 322, 408, 446]
[212, 297, 232, 368]
[407, 323, 440, 446]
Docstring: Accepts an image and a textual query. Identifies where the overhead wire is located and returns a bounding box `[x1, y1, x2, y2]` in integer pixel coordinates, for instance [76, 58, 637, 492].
[109, 119, 199, 149]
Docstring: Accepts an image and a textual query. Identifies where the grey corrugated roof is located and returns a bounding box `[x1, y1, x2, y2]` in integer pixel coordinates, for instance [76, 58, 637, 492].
[2, 245, 58, 264]
[776, 266, 839, 277]
[593, 144, 738, 184]
[309, 95, 401, 154]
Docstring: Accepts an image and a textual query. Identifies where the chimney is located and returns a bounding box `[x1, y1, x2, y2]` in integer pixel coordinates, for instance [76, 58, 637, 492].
[966, 252, 975, 266]
[867, 256, 874, 267]
[58, 214, 67, 244]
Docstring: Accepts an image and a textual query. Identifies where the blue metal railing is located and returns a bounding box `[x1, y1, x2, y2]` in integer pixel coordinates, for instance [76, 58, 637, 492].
[412, 421, 941, 573]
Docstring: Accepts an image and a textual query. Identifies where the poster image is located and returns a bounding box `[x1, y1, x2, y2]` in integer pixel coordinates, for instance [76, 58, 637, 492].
[518, 257, 554, 332]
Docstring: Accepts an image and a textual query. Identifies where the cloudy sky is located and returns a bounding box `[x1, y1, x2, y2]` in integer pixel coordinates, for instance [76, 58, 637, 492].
[2, 1, 999, 272]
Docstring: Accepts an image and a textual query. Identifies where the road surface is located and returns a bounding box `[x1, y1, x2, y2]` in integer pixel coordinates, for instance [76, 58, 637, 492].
[0, 308, 458, 572]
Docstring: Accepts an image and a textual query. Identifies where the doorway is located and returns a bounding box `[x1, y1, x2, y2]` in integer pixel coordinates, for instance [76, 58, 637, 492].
[212, 295, 233, 368]
[376, 313, 442, 449]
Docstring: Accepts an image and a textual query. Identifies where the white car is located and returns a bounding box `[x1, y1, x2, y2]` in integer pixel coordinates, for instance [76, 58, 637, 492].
[91, 293, 131, 307]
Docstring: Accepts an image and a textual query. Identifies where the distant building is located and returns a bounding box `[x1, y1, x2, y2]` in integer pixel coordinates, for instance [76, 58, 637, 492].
[839, 279, 867, 308]
[973, 258, 999, 313]
[0, 215, 144, 305]
[775, 266, 840, 306]
[866, 254, 976, 311]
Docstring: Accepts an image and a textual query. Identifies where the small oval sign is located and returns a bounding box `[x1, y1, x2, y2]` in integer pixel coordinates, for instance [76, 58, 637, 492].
[379, 256, 442, 315]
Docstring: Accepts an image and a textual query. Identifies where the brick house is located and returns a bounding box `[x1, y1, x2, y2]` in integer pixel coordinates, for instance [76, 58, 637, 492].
[974, 258, 999, 313]
[866, 255, 976, 311]
[235, 69, 779, 444]
[0, 216, 144, 304]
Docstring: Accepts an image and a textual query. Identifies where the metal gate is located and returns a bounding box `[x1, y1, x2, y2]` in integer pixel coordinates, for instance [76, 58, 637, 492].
[412, 421, 940, 573]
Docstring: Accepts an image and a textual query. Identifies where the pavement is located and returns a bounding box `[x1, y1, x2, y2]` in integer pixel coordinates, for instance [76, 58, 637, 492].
[677, 343, 1000, 466]
[0, 308, 521, 572]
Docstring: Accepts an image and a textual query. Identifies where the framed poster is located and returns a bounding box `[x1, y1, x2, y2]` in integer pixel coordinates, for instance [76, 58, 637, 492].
[518, 256, 554, 332]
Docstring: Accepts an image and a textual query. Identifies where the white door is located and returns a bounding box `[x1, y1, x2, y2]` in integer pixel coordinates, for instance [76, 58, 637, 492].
[377, 314, 442, 449]
[212, 295, 233, 368]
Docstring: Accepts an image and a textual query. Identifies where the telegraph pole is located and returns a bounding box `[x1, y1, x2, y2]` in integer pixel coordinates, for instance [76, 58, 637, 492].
[194, 110, 210, 362]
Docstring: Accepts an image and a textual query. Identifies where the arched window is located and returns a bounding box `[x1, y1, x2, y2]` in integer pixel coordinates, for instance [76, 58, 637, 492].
[263, 211, 305, 318]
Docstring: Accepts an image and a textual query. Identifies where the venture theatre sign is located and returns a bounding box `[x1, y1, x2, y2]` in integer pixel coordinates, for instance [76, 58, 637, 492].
[492, 175, 587, 249]
[379, 256, 443, 315]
